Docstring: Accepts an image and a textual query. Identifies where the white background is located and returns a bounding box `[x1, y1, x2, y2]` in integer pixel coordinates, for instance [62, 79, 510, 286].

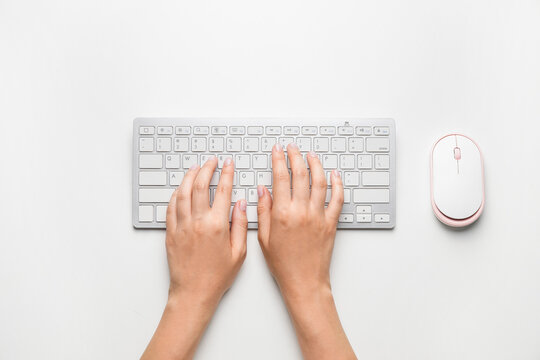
[1, 0, 539, 359]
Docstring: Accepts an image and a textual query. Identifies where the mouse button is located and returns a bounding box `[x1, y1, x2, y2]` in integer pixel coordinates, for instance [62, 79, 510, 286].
[453, 147, 461, 160]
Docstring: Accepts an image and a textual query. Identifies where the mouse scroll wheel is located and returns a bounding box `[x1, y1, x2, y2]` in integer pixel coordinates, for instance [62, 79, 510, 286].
[453, 147, 461, 160]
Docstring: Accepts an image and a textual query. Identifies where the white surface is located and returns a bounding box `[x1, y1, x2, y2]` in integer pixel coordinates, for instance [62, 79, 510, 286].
[1, 0, 539, 359]
[432, 135, 483, 219]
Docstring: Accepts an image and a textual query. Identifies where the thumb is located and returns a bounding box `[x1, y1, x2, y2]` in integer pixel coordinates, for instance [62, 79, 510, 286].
[230, 199, 248, 258]
[256, 185, 272, 245]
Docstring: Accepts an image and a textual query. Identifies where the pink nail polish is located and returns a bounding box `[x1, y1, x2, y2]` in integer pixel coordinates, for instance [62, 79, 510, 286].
[239, 199, 247, 211]
[308, 151, 316, 158]
[288, 143, 299, 150]
[224, 158, 232, 166]
[190, 164, 199, 170]
[274, 143, 283, 152]
[257, 185, 264, 197]
[333, 169, 340, 177]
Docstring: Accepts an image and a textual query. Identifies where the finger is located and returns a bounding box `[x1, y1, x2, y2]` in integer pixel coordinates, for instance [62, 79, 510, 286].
[191, 156, 218, 216]
[325, 169, 344, 222]
[176, 164, 200, 221]
[287, 143, 310, 204]
[166, 188, 179, 234]
[230, 199, 248, 258]
[306, 151, 326, 209]
[271, 143, 290, 203]
[212, 157, 234, 216]
[256, 185, 272, 245]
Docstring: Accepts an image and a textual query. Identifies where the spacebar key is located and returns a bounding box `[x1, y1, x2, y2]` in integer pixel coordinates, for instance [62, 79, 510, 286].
[139, 189, 175, 203]
[353, 189, 389, 203]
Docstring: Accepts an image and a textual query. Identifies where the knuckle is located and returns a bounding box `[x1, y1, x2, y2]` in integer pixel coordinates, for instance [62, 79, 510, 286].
[293, 167, 308, 178]
[194, 181, 207, 192]
[276, 171, 290, 182]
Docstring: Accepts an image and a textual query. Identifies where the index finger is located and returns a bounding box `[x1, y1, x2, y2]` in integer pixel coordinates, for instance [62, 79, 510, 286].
[271, 143, 290, 203]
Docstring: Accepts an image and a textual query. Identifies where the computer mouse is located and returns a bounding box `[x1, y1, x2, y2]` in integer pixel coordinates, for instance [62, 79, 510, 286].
[430, 134, 485, 227]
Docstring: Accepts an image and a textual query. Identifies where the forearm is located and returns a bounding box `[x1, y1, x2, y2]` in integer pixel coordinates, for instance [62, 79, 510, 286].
[282, 285, 356, 360]
[141, 291, 220, 360]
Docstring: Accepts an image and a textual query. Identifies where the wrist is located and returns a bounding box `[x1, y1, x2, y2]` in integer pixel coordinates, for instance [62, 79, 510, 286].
[280, 281, 334, 310]
[166, 287, 222, 315]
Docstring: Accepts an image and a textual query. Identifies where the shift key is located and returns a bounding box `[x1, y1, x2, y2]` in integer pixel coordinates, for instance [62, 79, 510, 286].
[353, 189, 389, 203]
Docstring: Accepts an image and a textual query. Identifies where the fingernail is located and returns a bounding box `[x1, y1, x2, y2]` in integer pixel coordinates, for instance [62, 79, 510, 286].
[239, 199, 247, 211]
[308, 151, 316, 158]
[333, 169, 340, 177]
[190, 164, 199, 170]
[257, 185, 264, 197]
[224, 158, 232, 166]
[288, 143, 298, 150]
[274, 143, 283, 152]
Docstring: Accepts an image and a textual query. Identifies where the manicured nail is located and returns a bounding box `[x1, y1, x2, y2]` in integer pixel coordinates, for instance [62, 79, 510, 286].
[224, 158, 232, 166]
[308, 151, 316, 158]
[288, 143, 298, 150]
[333, 169, 340, 177]
[274, 143, 283, 152]
[239, 199, 247, 211]
[190, 164, 199, 170]
[257, 185, 264, 197]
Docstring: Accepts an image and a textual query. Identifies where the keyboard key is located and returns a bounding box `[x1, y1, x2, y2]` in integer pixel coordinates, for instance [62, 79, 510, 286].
[314, 138, 329, 152]
[246, 206, 258, 222]
[239, 171, 255, 186]
[374, 127, 390, 136]
[279, 137, 294, 149]
[209, 138, 224, 152]
[362, 171, 389, 186]
[139, 154, 162, 169]
[156, 206, 167, 222]
[252, 154, 268, 168]
[209, 172, 220, 185]
[230, 126, 245, 135]
[248, 126, 263, 135]
[182, 154, 198, 168]
[235, 154, 250, 169]
[170, 171, 185, 186]
[374, 154, 390, 169]
[320, 127, 336, 135]
[175, 126, 191, 135]
[343, 171, 359, 186]
[157, 138, 172, 152]
[248, 188, 258, 203]
[257, 171, 272, 186]
[266, 126, 281, 135]
[338, 214, 354, 223]
[374, 213, 390, 223]
[231, 188, 246, 202]
[200, 154, 214, 165]
[296, 137, 311, 152]
[139, 138, 154, 152]
[284, 126, 300, 135]
[331, 138, 346, 152]
[356, 126, 372, 135]
[344, 189, 351, 203]
[356, 205, 371, 214]
[191, 137, 207, 152]
[212, 126, 227, 135]
[157, 126, 173, 135]
[302, 126, 318, 135]
[244, 138, 259, 152]
[174, 138, 189, 152]
[322, 154, 338, 169]
[261, 137, 276, 152]
[227, 137, 242, 152]
[193, 126, 209, 135]
[338, 126, 354, 135]
[353, 189, 389, 203]
[348, 138, 363, 152]
[357, 154, 372, 169]
[366, 137, 390, 152]
[139, 126, 155, 135]
[356, 214, 372, 223]
[139, 206, 153, 222]
[218, 154, 232, 168]
[139, 171, 167, 185]
[165, 155, 180, 168]
[139, 188, 175, 203]
[340, 154, 355, 169]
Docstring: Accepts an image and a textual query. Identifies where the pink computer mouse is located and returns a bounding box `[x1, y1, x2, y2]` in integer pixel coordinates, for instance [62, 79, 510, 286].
[430, 134, 485, 227]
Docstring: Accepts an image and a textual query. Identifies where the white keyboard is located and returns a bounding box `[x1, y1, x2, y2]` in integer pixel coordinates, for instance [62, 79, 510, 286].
[133, 118, 396, 229]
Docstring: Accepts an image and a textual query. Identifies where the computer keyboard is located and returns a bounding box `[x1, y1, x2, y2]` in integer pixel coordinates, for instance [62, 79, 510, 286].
[132, 118, 396, 229]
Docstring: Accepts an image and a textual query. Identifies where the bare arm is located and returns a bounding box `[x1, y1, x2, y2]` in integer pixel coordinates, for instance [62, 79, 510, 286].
[142, 157, 248, 360]
[257, 143, 357, 360]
